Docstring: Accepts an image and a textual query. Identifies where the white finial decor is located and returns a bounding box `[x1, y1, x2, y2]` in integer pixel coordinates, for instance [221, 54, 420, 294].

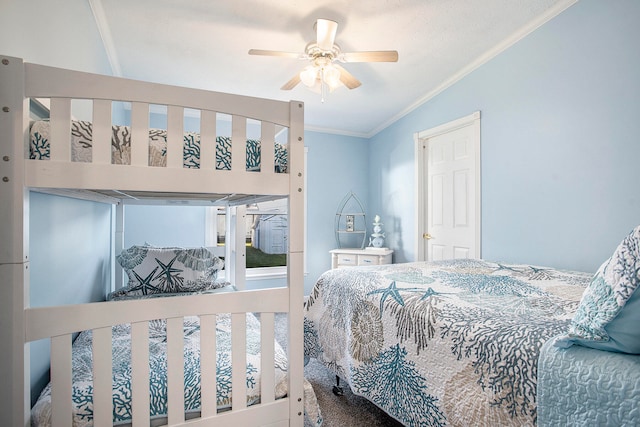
[369, 214, 386, 248]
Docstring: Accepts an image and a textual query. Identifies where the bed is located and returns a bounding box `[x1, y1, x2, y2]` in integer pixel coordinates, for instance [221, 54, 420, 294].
[537, 225, 640, 426]
[305, 225, 640, 426]
[30, 289, 290, 426]
[304, 258, 591, 426]
[0, 54, 315, 427]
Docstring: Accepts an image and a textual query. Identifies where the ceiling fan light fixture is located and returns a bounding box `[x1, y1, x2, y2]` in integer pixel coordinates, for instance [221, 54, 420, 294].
[323, 65, 341, 90]
[300, 65, 318, 87]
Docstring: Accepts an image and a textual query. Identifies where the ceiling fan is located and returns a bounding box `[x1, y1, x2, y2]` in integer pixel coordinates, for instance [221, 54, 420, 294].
[249, 19, 398, 100]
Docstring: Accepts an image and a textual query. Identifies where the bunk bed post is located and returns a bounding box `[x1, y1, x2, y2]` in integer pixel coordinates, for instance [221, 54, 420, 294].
[0, 55, 30, 426]
[287, 100, 305, 426]
[114, 203, 125, 290]
[234, 204, 247, 290]
[224, 205, 233, 283]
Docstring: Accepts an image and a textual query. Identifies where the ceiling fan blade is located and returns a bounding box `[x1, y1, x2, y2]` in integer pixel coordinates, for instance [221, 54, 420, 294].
[248, 49, 304, 59]
[281, 74, 301, 90]
[333, 64, 361, 89]
[339, 51, 399, 63]
[316, 19, 338, 51]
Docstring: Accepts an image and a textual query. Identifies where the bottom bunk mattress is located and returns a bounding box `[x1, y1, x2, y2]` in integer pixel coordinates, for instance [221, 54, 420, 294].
[303, 259, 591, 426]
[31, 296, 322, 426]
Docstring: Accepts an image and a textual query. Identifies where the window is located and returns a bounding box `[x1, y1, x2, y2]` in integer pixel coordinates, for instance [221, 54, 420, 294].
[207, 148, 307, 280]
[207, 197, 293, 279]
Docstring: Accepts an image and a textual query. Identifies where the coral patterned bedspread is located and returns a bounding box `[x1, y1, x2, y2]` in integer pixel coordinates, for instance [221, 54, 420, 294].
[31, 309, 290, 426]
[29, 120, 288, 172]
[303, 259, 590, 426]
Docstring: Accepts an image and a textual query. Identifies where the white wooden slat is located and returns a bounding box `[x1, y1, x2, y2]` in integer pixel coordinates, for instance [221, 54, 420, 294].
[233, 205, 246, 290]
[92, 99, 112, 164]
[130, 102, 149, 167]
[92, 326, 113, 427]
[231, 313, 247, 410]
[24, 161, 289, 197]
[0, 54, 27, 265]
[49, 98, 71, 162]
[260, 312, 275, 404]
[114, 204, 125, 290]
[260, 121, 276, 176]
[26, 288, 289, 342]
[200, 110, 216, 170]
[223, 206, 234, 284]
[131, 321, 150, 427]
[287, 251, 306, 426]
[199, 314, 217, 418]
[288, 101, 305, 255]
[231, 115, 246, 172]
[0, 265, 29, 426]
[169, 399, 289, 427]
[50, 334, 72, 427]
[166, 317, 185, 425]
[167, 105, 184, 169]
[25, 62, 292, 127]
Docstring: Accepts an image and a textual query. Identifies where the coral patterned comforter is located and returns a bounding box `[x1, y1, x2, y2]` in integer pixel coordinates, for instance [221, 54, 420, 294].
[29, 120, 288, 172]
[31, 310, 289, 426]
[304, 259, 590, 426]
[31, 295, 323, 427]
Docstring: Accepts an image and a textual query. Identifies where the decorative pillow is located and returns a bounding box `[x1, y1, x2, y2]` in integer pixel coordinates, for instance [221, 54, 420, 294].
[555, 225, 640, 354]
[114, 245, 225, 297]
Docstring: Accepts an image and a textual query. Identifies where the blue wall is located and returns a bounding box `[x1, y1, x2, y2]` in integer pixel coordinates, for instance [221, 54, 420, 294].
[368, 0, 640, 273]
[29, 192, 112, 404]
[124, 205, 207, 248]
[304, 131, 369, 292]
[0, 1, 112, 75]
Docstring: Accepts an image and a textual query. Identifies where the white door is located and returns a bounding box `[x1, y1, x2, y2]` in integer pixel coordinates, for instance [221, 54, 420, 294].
[415, 112, 481, 261]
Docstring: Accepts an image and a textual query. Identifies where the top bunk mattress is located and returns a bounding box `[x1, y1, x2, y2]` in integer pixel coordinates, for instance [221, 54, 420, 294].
[29, 120, 288, 173]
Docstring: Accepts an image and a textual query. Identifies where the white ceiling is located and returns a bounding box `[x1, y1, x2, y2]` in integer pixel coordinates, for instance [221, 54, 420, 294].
[89, 0, 575, 137]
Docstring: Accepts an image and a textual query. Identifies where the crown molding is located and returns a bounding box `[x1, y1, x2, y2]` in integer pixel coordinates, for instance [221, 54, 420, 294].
[366, 0, 579, 139]
[88, 0, 122, 77]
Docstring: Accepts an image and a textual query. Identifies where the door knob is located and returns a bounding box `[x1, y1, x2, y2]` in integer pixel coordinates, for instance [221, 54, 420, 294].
[423, 233, 432, 240]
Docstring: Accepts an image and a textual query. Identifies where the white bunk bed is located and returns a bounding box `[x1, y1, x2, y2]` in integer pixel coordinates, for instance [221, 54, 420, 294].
[0, 55, 308, 426]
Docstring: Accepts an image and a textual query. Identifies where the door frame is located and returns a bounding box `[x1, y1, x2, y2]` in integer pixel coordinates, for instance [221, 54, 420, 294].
[414, 111, 481, 261]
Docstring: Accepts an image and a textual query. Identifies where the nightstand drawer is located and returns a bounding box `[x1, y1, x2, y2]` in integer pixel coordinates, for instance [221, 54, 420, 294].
[337, 254, 357, 265]
[358, 255, 379, 266]
[330, 248, 393, 269]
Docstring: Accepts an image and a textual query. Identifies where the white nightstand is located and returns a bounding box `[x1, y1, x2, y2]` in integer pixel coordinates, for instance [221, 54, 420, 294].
[330, 248, 393, 269]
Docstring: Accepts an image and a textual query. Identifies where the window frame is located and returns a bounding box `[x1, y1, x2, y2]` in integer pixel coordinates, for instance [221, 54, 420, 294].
[205, 148, 307, 280]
